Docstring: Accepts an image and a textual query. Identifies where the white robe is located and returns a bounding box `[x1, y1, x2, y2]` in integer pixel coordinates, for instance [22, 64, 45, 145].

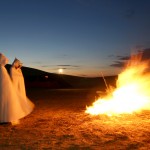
[10, 58, 35, 120]
[10, 67, 26, 98]
[0, 54, 34, 123]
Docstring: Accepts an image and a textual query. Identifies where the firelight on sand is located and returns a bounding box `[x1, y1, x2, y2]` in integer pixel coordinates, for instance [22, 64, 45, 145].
[86, 53, 150, 116]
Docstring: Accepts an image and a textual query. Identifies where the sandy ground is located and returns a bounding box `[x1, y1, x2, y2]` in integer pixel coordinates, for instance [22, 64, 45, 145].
[0, 88, 150, 150]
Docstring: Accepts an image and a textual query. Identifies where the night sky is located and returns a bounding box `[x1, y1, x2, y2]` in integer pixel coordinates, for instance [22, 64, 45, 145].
[0, 0, 150, 77]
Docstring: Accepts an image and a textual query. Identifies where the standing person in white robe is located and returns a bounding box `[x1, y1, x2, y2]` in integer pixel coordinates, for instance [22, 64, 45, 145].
[10, 58, 26, 98]
[0, 53, 33, 124]
[10, 58, 34, 117]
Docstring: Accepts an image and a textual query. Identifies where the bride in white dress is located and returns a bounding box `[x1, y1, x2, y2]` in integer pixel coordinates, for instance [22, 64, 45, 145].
[0, 53, 34, 124]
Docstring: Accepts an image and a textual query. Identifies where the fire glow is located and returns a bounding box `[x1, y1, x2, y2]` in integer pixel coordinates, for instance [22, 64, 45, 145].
[86, 53, 150, 116]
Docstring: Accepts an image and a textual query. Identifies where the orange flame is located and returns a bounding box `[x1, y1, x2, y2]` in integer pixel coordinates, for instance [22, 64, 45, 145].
[85, 53, 150, 116]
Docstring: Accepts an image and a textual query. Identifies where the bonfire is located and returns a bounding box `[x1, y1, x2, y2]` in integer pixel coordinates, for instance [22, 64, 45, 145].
[86, 52, 150, 116]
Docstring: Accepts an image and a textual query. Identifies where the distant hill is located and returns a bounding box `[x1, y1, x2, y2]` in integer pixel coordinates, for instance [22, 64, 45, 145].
[6, 64, 117, 89]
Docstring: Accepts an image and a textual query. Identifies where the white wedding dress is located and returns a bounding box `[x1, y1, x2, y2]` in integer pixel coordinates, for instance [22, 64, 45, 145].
[0, 54, 34, 123]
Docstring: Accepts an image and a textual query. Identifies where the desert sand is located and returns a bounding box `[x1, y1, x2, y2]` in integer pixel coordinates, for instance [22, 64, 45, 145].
[0, 88, 150, 150]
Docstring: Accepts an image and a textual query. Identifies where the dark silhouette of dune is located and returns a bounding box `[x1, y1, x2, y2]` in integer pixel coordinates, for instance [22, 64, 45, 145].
[5, 64, 117, 89]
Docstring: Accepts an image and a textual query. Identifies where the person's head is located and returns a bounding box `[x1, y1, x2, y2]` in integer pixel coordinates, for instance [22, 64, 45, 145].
[0, 53, 9, 65]
[12, 58, 23, 69]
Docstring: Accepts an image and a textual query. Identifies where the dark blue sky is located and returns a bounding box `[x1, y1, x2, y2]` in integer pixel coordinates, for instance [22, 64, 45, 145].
[0, 0, 150, 77]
